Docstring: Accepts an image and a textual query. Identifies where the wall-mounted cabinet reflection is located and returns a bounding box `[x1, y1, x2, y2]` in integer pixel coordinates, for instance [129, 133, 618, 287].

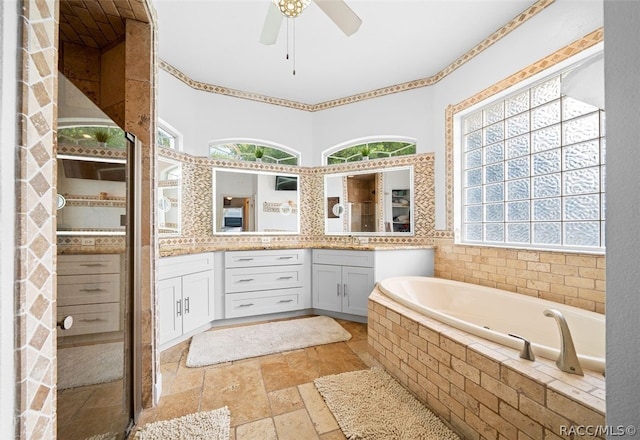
[213, 169, 300, 234]
[56, 154, 127, 235]
[324, 166, 414, 235]
[158, 157, 182, 236]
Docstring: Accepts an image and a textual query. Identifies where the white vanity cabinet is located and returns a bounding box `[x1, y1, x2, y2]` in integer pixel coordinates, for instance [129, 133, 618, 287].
[158, 253, 215, 346]
[312, 248, 433, 318]
[224, 249, 310, 318]
[57, 254, 122, 337]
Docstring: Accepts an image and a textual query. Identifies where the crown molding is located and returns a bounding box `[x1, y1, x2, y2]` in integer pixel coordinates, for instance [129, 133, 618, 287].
[160, 0, 554, 112]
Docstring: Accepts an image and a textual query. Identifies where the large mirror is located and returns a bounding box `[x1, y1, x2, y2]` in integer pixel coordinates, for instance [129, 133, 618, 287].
[324, 166, 413, 235]
[157, 156, 182, 236]
[56, 154, 127, 235]
[213, 168, 300, 234]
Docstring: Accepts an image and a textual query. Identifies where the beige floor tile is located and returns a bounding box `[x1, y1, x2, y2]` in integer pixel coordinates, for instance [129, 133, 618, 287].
[83, 380, 125, 408]
[201, 361, 271, 426]
[320, 430, 348, 440]
[155, 388, 201, 421]
[260, 350, 319, 392]
[336, 320, 368, 341]
[305, 342, 368, 377]
[268, 386, 305, 416]
[167, 366, 204, 394]
[273, 408, 319, 440]
[235, 417, 278, 440]
[298, 383, 339, 434]
[160, 339, 190, 364]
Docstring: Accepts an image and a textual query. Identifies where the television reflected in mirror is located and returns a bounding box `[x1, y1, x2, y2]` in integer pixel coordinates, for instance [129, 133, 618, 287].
[213, 168, 300, 235]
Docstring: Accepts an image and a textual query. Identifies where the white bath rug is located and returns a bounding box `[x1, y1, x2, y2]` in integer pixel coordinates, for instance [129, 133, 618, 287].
[133, 407, 230, 440]
[58, 342, 123, 390]
[314, 367, 460, 440]
[186, 316, 351, 367]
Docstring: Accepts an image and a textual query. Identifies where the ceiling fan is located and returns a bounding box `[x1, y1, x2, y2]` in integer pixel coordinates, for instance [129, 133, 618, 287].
[260, 0, 362, 45]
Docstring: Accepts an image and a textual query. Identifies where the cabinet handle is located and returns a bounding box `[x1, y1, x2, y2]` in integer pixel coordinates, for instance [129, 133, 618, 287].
[278, 299, 294, 303]
[237, 258, 254, 261]
[177, 299, 182, 317]
[79, 318, 106, 323]
[79, 263, 106, 267]
[277, 256, 293, 260]
[238, 278, 255, 282]
[277, 276, 293, 280]
[238, 303, 254, 308]
[337, 283, 341, 296]
[344, 284, 348, 297]
[184, 297, 190, 314]
[79, 288, 106, 292]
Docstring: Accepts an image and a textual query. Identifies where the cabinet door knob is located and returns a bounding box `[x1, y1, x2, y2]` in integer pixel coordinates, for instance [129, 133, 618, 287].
[57, 316, 74, 330]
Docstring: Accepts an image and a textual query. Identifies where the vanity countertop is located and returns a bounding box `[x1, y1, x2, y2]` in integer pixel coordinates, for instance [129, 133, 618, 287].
[158, 242, 435, 257]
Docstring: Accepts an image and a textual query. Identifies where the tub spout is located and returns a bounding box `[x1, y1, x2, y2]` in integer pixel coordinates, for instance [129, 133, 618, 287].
[543, 308, 584, 376]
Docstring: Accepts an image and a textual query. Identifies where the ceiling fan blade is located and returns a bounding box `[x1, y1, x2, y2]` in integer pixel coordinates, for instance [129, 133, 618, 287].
[260, 2, 284, 45]
[313, 0, 362, 36]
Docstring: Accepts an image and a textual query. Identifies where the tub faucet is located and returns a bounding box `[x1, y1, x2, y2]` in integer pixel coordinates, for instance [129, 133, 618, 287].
[543, 309, 584, 376]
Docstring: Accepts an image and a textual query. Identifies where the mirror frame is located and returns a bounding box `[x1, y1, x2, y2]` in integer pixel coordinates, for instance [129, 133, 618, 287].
[323, 165, 414, 236]
[212, 167, 301, 235]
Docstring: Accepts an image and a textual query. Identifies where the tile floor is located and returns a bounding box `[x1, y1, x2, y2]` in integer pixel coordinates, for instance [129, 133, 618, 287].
[133, 317, 375, 439]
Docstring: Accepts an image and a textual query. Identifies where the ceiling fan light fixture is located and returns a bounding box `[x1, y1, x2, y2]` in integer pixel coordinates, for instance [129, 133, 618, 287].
[274, 0, 310, 18]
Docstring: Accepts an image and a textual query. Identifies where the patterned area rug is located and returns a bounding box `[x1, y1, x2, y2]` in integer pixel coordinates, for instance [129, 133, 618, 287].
[133, 407, 230, 440]
[315, 367, 460, 440]
[186, 316, 351, 367]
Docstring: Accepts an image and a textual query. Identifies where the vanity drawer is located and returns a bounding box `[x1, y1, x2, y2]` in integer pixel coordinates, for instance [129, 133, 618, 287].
[225, 265, 303, 293]
[225, 249, 304, 268]
[57, 303, 120, 336]
[312, 249, 374, 268]
[158, 252, 215, 280]
[225, 289, 303, 318]
[58, 274, 120, 306]
[58, 254, 121, 276]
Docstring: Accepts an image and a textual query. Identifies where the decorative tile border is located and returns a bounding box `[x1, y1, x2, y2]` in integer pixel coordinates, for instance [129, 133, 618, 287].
[159, 0, 553, 111]
[157, 150, 436, 252]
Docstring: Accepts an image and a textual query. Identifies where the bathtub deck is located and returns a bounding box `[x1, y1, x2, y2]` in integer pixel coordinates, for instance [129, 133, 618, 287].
[368, 289, 605, 440]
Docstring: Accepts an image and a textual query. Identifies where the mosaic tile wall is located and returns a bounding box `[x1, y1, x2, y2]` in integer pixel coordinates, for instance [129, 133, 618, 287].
[160, 0, 554, 111]
[157, 150, 436, 252]
[437, 29, 606, 314]
[16, 1, 59, 439]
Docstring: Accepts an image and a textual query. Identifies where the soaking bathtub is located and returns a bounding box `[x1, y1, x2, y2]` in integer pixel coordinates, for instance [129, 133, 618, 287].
[377, 276, 605, 373]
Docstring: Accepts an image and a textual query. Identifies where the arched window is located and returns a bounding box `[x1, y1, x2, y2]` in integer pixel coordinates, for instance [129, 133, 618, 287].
[323, 138, 416, 165]
[209, 141, 300, 165]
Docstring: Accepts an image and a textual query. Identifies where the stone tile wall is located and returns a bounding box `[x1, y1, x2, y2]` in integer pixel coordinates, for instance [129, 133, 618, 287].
[368, 290, 606, 440]
[434, 239, 605, 314]
[16, 1, 59, 439]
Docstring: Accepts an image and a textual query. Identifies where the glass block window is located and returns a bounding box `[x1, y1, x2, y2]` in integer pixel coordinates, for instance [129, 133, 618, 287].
[324, 140, 416, 165]
[209, 142, 299, 165]
[461, 75, 605, 250]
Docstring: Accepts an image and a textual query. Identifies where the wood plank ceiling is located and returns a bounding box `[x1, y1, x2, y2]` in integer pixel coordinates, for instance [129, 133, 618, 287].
[59, 0, 149, 49]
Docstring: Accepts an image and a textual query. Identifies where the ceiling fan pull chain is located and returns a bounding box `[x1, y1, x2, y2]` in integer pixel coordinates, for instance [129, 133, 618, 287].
[286, 17, 290, 60]
[292, 18, 296, 75]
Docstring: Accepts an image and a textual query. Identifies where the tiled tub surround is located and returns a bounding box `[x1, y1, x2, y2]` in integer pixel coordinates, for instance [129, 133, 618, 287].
[434, 239, 606, 314]
[368, 289, 605, 440]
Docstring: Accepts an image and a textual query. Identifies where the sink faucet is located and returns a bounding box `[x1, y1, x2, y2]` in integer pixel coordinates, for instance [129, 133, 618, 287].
[543, 309, 584, 376]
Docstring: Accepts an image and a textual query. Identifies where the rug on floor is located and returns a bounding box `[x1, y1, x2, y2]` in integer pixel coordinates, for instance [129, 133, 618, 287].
[186, 315, 351, 367]
[134, 407, 230, 440]
[314, 367, 460, 440]
[58, 341, 123, 390]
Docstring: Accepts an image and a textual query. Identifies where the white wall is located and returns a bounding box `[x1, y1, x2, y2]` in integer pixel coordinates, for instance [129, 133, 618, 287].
[603, 0, 640, 429]
[255, 174, 298, 233]
[158, 70, 314, 159]
[0, 0, 18, 437]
